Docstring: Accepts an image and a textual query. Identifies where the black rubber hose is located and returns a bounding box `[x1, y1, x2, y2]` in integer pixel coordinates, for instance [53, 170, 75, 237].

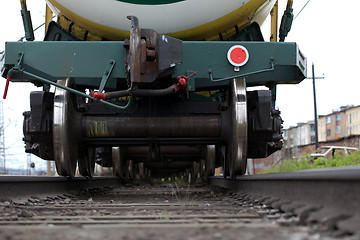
[106, 85, 177, 99]
[132, 86, 176, 97]
[105, 89, 130, 99]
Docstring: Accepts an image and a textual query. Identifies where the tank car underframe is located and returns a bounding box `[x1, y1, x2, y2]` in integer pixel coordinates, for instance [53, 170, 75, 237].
[2, 24, 306, 178]
[21, 77, 281, 178]
[3, 41, 306, 90]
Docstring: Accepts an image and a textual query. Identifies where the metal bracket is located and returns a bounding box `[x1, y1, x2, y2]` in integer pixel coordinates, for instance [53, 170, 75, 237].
[20, 5, 35, 41]
[126, 16, 182, 84]
[209, 59, 275, 82]
[15, 52, 24, 70]
[99, 59, 116, 92]
[127, 16, 141, 84]
[6, 51, 24, 78]
[8, 67, 131, 110]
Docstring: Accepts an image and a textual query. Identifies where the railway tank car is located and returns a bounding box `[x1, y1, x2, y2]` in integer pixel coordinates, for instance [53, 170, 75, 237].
[45, 0, 275, 41]
[1, 0, 306, 178]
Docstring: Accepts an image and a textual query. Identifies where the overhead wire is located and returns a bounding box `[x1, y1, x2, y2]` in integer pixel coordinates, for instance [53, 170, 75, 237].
[0, 15, 55, 54]
[294, 0, 311, 20]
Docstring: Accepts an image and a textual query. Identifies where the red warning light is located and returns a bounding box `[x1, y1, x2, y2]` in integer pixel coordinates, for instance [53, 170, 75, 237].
[227, 45, 249, 67]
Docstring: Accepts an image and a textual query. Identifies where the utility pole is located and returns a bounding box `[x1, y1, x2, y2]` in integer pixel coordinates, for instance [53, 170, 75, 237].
[307, 63, 324, 150]
[312, 63, 319, 149]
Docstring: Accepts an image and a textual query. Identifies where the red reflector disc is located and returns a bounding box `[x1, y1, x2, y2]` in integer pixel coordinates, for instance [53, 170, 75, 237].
[227, 45, 249, 67]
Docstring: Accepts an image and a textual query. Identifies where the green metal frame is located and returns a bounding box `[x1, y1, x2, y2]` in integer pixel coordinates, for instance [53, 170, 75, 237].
[3, 41, 306, 91]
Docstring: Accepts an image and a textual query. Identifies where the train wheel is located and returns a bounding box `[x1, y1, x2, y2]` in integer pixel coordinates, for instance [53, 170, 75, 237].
[53, 78, 81, 178]
[200, 159, 206, 178]
[219, 145, 229, 178]
[112, 147, 125, 177]
[127, 160, 134, 178]
[145, 168, 151, 178]
[185, 168, 191, 181]
[205, 145, 215, 177]
[192, 161, 200, 179]
[78, 147, 95, 178]
[228, 78, 248, 178]
[138, 162, 145, 179]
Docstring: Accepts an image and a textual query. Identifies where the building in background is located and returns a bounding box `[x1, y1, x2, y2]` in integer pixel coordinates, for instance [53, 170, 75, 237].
[346, 105, 360, 136]
[318, 115, 326, 142]
[250, 105, 360, 174]
[317, 105, 356, 141]
[285, 105, 359, 148]
[283, 121, 315, 148]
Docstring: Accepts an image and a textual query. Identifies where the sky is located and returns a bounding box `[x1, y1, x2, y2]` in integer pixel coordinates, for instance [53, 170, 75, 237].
[1, 0, 360, 170]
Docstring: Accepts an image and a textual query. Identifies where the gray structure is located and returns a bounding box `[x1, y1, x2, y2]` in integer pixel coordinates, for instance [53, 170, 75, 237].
[283, 121, 316, 148]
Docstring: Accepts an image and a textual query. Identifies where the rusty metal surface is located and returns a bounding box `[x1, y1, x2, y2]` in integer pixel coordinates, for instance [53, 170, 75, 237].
[126, 16, 182, 84]
[83, 115, 221, 138]
[126, 146, 202, 155]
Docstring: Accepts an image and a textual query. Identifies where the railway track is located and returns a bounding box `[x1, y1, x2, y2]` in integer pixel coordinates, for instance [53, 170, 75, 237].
[0, 167, 359, 240]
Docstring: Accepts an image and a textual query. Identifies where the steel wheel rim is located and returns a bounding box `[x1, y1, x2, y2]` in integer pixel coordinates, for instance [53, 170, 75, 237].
[53, 78, 79, 178]
[78, 147, 95, 178]
[205, 145, 215, 177]
[229, 78, 247, 177]
[112, 147, 125, 177]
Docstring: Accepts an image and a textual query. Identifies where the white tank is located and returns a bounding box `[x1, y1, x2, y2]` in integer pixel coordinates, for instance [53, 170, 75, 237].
[46, 0, 276, 40]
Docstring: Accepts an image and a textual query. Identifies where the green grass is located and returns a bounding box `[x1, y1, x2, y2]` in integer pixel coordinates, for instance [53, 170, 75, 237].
[262, 150, 360, 174]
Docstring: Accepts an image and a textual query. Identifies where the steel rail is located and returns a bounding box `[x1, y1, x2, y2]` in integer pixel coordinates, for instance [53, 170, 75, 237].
[0, 176, 122, 201]
[1, 167, 360, 235]
[209, 166, 360, 235]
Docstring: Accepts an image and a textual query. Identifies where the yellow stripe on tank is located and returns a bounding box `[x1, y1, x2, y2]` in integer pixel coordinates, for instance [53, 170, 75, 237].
[169, 0, 275, 40]
[47, 0, 274, 41]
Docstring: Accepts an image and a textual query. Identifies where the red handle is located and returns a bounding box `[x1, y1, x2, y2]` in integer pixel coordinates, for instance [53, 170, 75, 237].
[3, 75, 11, 99]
